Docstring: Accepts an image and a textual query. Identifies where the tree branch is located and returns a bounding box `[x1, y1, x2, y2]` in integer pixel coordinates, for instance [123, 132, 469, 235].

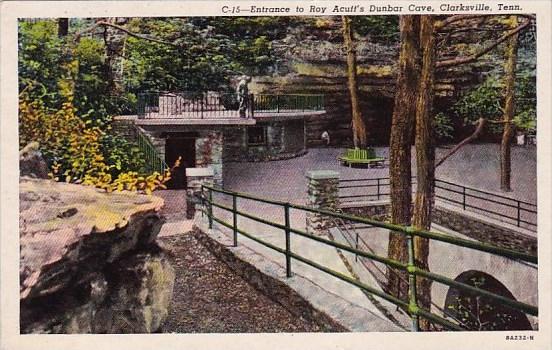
[436, 18, 531, 68]
[436, 118, 486, 167]
[435, 15, 489, 30]
[75, 21, 181, 48]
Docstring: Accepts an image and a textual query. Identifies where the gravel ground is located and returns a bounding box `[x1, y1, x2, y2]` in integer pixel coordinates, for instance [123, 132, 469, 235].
[155, 190, 188, 222]
[159, 232, 325, 333]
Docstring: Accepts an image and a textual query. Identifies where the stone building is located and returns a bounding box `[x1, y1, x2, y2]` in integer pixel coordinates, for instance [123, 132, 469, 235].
[114, 92, 325, 188]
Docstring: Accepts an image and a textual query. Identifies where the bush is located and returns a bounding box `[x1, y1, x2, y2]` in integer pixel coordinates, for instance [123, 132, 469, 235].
[19, 88, 173, 194]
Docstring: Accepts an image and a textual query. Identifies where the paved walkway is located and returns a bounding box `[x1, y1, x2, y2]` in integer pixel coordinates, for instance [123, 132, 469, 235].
[223, 144, 537, 204]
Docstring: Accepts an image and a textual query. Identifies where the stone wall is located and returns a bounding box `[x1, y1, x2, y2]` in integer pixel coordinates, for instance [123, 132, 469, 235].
[340, 200, 537, 256]
[433, 205, 537, 256]
[185, 168, 214, 219]
[306, 171, 340, 235]
[196, 130, 223, 186]
[223, 120, 307, 163]
[20, 177, 175, 334]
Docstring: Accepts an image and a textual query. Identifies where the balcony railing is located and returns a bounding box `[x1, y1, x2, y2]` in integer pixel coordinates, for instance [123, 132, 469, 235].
[136, 92, 325, 119]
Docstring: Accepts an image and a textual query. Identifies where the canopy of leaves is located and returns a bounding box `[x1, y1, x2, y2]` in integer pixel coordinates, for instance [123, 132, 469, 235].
[123, 17, 292, 93]
[452, 73, 536, 133]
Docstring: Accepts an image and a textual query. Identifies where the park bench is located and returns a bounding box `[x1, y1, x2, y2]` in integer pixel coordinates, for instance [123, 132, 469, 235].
[338, 148, 386, 168]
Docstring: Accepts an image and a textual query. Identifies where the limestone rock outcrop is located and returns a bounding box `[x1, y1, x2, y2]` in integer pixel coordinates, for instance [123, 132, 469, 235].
[19, 177, 175, 333]
[19, 142, 49, 179]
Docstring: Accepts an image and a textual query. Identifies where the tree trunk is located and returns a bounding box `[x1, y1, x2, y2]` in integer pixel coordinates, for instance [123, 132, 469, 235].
[387, 15, 420, 302]
[342, 16, 367, 148]
[412, 15, 436, 331]
[500, 16, 519, 192]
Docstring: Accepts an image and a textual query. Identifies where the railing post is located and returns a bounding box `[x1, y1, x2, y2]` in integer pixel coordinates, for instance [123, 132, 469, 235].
[462, 186, 466, 210]
[517, 201, 521, 227]
[233, 195, 238, 246]
[201, 93, 205, 119]
[377, 178, 381, 200]
[284, 203, 292, 277]
[208, 188, 213, 229]
[407, 226, 420, 331]
[355, 230, 359, 262]
[249, 93, 254, 118]
[276, 94, 280, 113]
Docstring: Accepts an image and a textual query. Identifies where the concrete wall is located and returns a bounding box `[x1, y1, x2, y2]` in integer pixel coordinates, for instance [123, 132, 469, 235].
[338, 200, 538, 329]
[223, 119, 307, 162]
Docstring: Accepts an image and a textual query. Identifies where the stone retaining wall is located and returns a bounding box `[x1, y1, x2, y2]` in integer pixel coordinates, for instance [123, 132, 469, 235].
[433, 205, 537, 255]
[340, 201, 537, 255]
[223, 120, 307, 162]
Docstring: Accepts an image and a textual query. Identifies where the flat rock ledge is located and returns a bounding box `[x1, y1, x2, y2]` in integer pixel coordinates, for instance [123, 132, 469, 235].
[20, 177, 175, 333]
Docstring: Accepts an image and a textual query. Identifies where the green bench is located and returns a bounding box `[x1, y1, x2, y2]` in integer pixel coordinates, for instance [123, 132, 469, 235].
[338, 148, 386, 168]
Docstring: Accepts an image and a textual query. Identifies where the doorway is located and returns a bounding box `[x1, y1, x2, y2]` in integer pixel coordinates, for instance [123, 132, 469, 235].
[165, 134, 196, 189]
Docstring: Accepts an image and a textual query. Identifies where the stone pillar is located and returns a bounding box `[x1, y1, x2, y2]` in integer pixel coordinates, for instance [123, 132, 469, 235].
[196, 131, 223, 186]
[306, 170, 340, 235]
[186, 167, 214, 219]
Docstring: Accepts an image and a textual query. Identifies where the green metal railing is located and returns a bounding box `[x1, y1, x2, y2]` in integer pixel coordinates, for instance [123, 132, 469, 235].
[135, 126, 168, 174]
[201, 184, 538, 332]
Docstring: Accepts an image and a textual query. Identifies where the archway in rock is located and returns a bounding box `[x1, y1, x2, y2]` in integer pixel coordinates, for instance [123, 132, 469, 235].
[444, 270, 532, 330]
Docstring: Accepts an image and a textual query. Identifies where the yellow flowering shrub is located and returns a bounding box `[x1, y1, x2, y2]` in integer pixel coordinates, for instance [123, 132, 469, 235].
[19, 88, 175, 194]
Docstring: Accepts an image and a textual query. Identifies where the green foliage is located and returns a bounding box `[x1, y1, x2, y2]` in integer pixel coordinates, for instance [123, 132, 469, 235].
[19, 87, 172, 193]
[19, 20, 131, 126]
[99, 132, 147, 176]
[453, 76, 504, 124]
[18, 20, 67, 108]
[434, 112, 454, 140]
[123, 17, 292, 93]
[18, 20, 159, 191]
[352, 16, 399, 42]
[452, 73, 536, 133]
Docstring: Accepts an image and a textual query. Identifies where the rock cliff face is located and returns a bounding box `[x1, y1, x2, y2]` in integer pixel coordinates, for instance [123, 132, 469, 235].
[19, 177, 175, 333]
[250, 18, 518, 146]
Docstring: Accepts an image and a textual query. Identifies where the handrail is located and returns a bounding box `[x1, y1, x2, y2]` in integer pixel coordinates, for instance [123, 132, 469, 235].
[201, 184, 538, 331]
[134, 126, 168, 174]
[339, 176, 537, 229]
[137, 91, 325, 118]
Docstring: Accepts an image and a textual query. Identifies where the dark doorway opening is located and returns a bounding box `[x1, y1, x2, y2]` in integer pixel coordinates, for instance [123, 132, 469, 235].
[165, 134, 196, 189]
[444, 270, 533, 330]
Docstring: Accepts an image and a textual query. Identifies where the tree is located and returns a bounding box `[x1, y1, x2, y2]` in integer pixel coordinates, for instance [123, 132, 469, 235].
[411, 15, 437, 331]
[342, 16, 367, 148]
[387, 15, 534, 330]
[387, 15, 420, 303]
[500, 16, 520, 191]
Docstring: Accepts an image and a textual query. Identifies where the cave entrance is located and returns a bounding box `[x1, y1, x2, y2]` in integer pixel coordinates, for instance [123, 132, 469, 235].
[444, 270, 532, 330]
[165, 133, 197, 189]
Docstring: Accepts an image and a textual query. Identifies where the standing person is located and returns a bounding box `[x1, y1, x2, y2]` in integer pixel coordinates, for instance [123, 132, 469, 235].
[237, 75, 251, 118]
[321, 130, 330, 146]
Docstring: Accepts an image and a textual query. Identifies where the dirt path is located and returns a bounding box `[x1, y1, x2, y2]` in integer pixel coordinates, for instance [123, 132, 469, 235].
[159, 233, 325, 333]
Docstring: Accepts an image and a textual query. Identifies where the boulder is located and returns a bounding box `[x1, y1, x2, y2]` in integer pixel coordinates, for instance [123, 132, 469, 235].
[19, 142, 49, 179]
[19, 177, 175, 333]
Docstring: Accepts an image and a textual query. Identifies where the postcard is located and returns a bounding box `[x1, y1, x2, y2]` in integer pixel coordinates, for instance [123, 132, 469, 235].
[1, 1, 551, 349]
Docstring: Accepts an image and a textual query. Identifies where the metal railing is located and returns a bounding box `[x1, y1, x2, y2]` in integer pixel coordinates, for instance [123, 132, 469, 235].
[135, 126, 168, 174]
[137, 92, 254, 119]
[254, 94, 325, 113]
[338, 177, 537, 231]
[137, 92, 324, 119]
[201, 184, 538, 332]
[434, 179, 537, 230]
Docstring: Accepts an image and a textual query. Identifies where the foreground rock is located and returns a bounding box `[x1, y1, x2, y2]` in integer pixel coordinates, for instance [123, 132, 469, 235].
[20, 177, 175, 333]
